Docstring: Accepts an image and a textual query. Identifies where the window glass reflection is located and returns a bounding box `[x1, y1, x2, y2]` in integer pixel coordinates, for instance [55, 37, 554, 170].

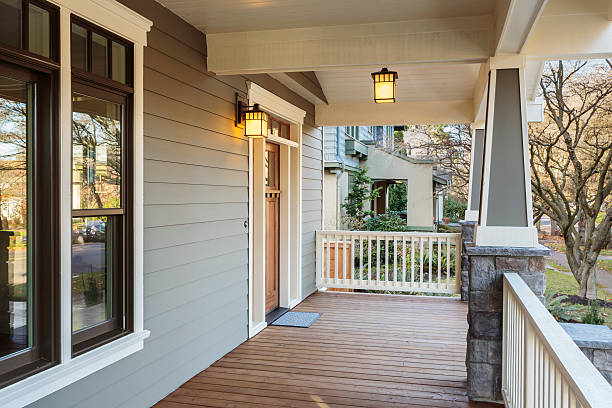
[71, 23, 87, 70]
[91, 33, 108, 78]
[0, 0, 21, 50]
[28, 4, 50, 58]
[72, 93, 121, 209]
[0, 75, 30, 359]
[71, 216, 112, 332]
[111, 42, 126, 84]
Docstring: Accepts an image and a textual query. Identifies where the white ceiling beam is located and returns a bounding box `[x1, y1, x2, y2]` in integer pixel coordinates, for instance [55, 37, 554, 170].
[315, 100, 473, 126]
[268, 72, 328, 105]
[523, 4, 612, 59]
[495, 0, 549, 55]
[206, 16, 491, 75]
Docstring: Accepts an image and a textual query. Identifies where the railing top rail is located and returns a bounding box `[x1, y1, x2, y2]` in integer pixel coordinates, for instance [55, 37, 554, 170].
[316, 230, 461, 238]
[504, 273, 612, 407]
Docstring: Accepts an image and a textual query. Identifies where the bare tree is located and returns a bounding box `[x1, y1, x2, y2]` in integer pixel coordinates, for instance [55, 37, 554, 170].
[529, 59, 612, 299]
[397, 124, 472, 200]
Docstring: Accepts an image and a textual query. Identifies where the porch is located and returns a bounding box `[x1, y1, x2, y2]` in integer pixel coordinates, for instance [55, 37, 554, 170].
[156, 292, 498, 408]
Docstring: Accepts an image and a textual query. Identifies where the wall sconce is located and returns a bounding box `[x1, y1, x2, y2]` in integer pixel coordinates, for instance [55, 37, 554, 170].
[235, 93, 269, 138]
[371, 67, 398, 103]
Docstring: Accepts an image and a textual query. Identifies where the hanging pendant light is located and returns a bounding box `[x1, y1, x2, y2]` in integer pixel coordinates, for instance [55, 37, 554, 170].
[371, 67, 398, 103]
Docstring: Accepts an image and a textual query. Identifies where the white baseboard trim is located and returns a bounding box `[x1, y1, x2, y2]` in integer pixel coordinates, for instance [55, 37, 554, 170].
[475, 226, 539, 247]
[249, 320, 267, 338]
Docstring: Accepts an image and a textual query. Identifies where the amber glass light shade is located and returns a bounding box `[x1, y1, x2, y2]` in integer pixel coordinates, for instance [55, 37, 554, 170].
[244, 108, 269, 138]
[371, 68, 398, 103]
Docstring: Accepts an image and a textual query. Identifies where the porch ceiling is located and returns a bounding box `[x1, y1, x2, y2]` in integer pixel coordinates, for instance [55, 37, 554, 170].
[154, 0, 610, 126]
[155, 0, 495, 34]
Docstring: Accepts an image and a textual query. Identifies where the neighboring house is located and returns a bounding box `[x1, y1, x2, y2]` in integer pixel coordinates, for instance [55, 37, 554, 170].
[324, 125, 444, 231]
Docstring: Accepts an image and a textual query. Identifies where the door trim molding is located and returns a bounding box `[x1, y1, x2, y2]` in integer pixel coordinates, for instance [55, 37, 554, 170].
[248, 82, 304, 338]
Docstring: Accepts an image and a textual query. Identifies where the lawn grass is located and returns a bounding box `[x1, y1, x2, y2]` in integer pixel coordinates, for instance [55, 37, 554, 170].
[546, 262, 612, 327]
[546, 241, 612, 257]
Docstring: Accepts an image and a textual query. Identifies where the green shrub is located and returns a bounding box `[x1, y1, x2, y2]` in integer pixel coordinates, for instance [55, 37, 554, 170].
[545, 293, 581, 321]
[364, 213, 409, 232]
[443, 196, 467, 222]
[582, 300, 605, 325]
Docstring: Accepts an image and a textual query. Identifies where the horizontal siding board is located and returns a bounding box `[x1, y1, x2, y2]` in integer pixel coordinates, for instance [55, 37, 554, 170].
[144, 183, 246, 205]
[144, 67, 236, 120]
[144, 136, 247, 171]
[144, 114, 247, 154]
[145, 265, 247, 318]
[144, 160, 246, 187]
[144, 203, 247, 228]
[145, 249, 247, 296]
[144, 219, 246, 251]
[144, 233, 247, 274]
[144, 47, 243, 103]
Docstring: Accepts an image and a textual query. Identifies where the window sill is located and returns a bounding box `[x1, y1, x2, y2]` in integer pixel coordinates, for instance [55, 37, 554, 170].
[0, 330, 150, 408]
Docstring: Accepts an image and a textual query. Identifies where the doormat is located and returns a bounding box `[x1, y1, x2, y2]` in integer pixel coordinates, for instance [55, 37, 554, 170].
[270, 312, 321, 328]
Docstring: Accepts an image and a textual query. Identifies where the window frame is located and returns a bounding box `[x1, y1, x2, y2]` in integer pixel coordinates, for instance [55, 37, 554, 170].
[0, 44, 60, 389]
[69, 41, 134, 356]
[0, 0, 60, 64]
[70, 15, 134, 91]
[0, 0, 150, 404]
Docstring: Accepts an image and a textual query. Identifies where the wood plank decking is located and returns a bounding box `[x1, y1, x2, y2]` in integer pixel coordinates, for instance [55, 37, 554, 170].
[156, 292, 501, 407]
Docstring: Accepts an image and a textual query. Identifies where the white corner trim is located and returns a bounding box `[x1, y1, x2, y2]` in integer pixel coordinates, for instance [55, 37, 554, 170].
[475, 226, 539, 247]
[0, 331, 150, 408]
[50, 0, 153, 45]
[248, 82, 306, 125]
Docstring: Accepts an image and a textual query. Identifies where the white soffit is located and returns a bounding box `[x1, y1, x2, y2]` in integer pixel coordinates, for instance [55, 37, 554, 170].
[315, 63, 481, 104]
[155, 0, 495, 34]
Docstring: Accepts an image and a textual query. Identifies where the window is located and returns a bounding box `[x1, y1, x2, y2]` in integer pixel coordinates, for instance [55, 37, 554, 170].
[0, 0, 148, 401]
[70, 18, 133, 355]
[70, 17, 131, 85]
[0, 49, 58, 388]
[0, 0, 58, 60]
[268, 116, 290, 140]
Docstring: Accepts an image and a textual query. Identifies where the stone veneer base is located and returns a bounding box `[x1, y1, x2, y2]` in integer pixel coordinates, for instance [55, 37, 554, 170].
[463, 240, 550, 402]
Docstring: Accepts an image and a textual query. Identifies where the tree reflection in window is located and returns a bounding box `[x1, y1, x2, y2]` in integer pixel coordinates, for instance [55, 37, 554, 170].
[72, 94, 121, 209]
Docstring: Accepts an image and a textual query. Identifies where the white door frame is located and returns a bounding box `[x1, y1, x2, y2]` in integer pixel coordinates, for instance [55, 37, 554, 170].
[248, 82, 306, 338]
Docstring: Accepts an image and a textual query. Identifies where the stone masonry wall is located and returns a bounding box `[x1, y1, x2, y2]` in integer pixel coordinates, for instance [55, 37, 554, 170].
[561, 323, 612, 385]
[459, 221, 476, 301]
[464, 245, 549, 402]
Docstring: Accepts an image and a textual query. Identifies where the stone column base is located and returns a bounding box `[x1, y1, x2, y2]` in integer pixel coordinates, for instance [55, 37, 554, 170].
[465, 244, 550, 402]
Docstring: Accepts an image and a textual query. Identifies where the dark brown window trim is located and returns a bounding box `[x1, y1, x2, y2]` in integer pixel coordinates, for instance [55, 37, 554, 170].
[70, 21, 134, 355]
[0, 54, 60, 389]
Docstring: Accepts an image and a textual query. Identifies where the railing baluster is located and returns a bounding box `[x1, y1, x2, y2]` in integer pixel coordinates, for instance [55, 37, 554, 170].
[350, 235, 355, 286]
[437, 237, 441, 288]
[342, 234, 347, 283]
[368, 236, 372, 286]
[376, 236, 381, 286]
[410, 235, 415, 288]
[385, 236, 389, 285]
[393, 237, 398, 287]
[419, 237, 424, 287]
[334, 234, 339, 286]
[402, 236, 406, 286]
[446, 237, 451, 290]
[428, 237, 432, 287]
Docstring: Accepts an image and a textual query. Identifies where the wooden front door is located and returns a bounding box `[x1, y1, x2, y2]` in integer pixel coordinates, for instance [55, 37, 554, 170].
[265, 142, 280, 313]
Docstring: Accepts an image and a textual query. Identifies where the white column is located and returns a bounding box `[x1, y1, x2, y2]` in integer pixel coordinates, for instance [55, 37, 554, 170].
[465, 124, 485, 222]
[475, 56, 538, 247]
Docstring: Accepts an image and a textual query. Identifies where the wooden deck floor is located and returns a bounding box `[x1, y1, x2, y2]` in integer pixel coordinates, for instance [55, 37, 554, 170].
[156, 292, 501, 408]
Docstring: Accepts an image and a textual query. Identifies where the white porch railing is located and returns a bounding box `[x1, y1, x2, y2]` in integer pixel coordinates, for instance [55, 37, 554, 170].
[503, 273, 612, 408]
[315, 230, 462, 294]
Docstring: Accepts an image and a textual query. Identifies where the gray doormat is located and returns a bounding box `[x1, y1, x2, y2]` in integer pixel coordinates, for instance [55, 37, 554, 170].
[270, 312, 321, 328]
